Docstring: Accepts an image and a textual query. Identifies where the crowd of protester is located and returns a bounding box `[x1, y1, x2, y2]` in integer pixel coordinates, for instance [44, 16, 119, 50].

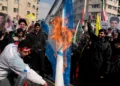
[70, 17, 120, 86]
[0, 18, 48, 86]
[0, 14, 120, 86]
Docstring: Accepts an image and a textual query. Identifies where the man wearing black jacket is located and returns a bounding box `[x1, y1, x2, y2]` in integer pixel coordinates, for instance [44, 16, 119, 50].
[26, 23, 46, 78]
[78, 22, 112, 86]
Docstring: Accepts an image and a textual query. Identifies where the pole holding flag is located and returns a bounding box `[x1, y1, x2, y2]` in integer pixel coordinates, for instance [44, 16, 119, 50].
[73, 20, 80, 44]
[101, 0, 107, 21]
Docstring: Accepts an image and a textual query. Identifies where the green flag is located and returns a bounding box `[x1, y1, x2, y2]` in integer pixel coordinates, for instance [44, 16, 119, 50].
[73, 20, 83, 44]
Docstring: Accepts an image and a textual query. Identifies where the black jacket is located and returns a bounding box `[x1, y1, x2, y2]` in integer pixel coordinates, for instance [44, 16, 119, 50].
[27, 29, 46, 52]
[87, 22, 112, 75]
[0, 32, 12, 53]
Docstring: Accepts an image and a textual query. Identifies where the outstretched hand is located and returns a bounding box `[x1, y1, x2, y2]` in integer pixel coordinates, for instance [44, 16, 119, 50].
[44, 82, 48, 86]
[88, 15, 92, 22]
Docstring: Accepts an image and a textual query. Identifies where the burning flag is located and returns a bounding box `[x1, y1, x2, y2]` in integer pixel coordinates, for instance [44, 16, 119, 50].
[51, 17, 73, 51]
[0, 12, 14, 32]
[41, 0, 74, 86]
[62, 0, 74, 86]
[50, 16, 73, 86]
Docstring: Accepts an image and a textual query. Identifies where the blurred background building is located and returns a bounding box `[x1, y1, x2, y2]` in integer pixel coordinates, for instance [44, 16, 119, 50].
[118, 0, 120, 16]
[73, 0, 119, 26]
[0, 0, 38, 22]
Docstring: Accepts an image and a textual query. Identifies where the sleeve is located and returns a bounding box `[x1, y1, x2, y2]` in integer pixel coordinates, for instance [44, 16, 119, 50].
[8, 55, 27, 74]
[87, 22, 98, 41]
[26, 66, 46, 85]
[117, 30, 120, 40]
[8, 56, 46, 85]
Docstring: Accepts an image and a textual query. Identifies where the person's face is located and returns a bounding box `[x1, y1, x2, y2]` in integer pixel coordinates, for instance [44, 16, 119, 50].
[35, 26, 40, 32]
[18, 32, 23, 38]
[113, 34, 118, 39]
[19, 22, 26, 29]
[108, 29, 112, 33]
[0, 16, 4, 24]
[110, 21, 118, 29]
[5, 22, 9, 28]
[32, 21, 34, 25]
[98, 32, 105, 38]
[18, 48, 31, 57]
[115, 43, 120, 49]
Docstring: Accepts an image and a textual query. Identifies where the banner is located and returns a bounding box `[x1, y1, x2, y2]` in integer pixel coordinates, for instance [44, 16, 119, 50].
[101, 21, 109, 29]
[0, 12, 13, 32]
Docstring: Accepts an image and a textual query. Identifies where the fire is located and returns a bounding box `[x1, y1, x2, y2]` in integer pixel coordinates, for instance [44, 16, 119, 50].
[50, 16, 73, 51]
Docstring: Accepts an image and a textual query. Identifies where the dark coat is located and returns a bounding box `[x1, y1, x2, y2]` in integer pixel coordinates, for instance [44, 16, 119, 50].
[25, 29, 46, 71]
[110, 34, 120, 73]
[27, 29, 46, 52]
[107, 38, 120, 86]
[77, 23, 112, 86]
[0, 32, 12, 53]
[87, 22, 112, 75]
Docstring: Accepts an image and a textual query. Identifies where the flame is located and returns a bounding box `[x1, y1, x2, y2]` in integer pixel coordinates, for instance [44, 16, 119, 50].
[50, 16, 73, 51]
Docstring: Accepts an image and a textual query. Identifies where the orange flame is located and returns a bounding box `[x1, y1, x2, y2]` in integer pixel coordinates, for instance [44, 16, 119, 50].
[50, 16, 73, 51]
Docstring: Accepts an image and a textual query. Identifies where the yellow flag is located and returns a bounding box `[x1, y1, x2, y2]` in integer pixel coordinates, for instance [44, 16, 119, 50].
[25, 14, 36, 20]
[95, 14, 101, 36]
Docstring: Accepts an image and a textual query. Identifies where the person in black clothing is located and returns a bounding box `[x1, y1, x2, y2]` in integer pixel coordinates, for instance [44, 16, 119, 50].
[26, 23, 46, 78]
[70, 43, 81, 84]
[0, 31, 7, 53]
[108, 32, 120, 86]
[77, 22, 112, 86]
[0, 31, 13, 54]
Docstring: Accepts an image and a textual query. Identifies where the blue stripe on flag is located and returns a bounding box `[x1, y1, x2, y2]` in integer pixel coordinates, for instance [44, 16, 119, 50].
[41, 21, 56, 80]
[64, 46, 72, 85]
[41, 21, 49, 34]
[57, 51, 63, 56]
[63, 0, 74, 86]
[63, 0, 74, 29]
[46, 42, 56, 80]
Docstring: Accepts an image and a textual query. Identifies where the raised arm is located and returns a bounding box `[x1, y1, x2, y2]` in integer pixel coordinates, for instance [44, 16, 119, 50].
[87, 22, 98, 41]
